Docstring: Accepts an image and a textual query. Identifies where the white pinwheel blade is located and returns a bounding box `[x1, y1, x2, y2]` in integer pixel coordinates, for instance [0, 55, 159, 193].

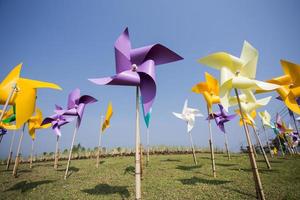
[173, 112, 186, 121]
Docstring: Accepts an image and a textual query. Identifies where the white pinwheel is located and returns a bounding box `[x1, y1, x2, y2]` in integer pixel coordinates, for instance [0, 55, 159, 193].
[258, 110, 273, 128]
[198, 41, 279, 111]
[173, 99, 203, 132]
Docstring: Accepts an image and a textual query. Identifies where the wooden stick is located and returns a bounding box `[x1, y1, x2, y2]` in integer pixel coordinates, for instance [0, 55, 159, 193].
[261, 121, 273, 158]
[146, 128, 150, 164]
[234, 88, 265, 200]
[13, 124, 25, 177]
[135, 86, 142, 200]
[6, 130, 16, 170]
[29, 139, 34, 169]
[207, 105, 216, 177]
[290, 109, 299, 134]
[64, 119, 79, 180]
[140, 144, 143, 180]
[188, 131, 197, 165]
[277, 136, 285, 156]
[96, 116, 104, 168]
[54, 135, 59, 169]
[224, 131, 231, 160]
[251, 125, 271, 169]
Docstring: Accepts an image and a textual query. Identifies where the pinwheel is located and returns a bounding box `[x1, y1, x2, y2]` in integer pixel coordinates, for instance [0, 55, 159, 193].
[96, 102, 113, 168]
[257, 60, 300, 115]
[207, 104, 236, 160]
[198, 42, 280, 200]
[27, 108, 51, 168]
[192, 72, 220, 177]
[258, 111, 274, 157]
[88, 27, 183, 200]
[270, 121, 285, 156]
[0, 64, 61, 177]
[275, 114, 294, 155]
[42, 111, 75, 169]
[54, 88, 97, 179]
[173, 99, 203, 165]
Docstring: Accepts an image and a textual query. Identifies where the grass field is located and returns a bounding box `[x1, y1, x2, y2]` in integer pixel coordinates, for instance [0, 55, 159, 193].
[0, 153, 299, 200]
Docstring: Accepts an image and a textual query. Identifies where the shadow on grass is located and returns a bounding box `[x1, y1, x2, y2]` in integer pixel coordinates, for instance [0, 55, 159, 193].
[6, 180, 55, 193]
[19, 169, 32, 173]
[216, 163, 238, 167]
[161, 159, 181, 162]
[176, 165, 202, 171]
[179, 176, 232, 185]
[230, 168, 278, 174]
[124, 166, 135, 175]
[82, 184, 130, 198]
[222, 186, 256, 198]
[57, 166, 79, 172]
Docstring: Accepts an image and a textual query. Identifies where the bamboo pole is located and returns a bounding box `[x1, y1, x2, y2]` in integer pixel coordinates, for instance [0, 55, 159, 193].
[207, 106, 216, 177]
[13, 124, 25, 177]
[96, 116, 104, 168]
[251, 125, 271, 169]
[64, 119, 79, 180]
[135, 86, 142, 200]
[140, 144, 143, 180]
[6, 130, 16, 170]
[188, 131, 198, 165]
[29, 139, 34, 169]
[146, 128, 150, 165]
[54, 135, 59, 169]
[224, 131, 231, 160]
[234, 88, 265, 200]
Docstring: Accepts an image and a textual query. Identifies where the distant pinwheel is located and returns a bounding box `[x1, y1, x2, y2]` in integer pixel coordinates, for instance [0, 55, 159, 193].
[173, 99, 203, 165]
[258, 110, 274, 157]
[207, 104, 235, 160]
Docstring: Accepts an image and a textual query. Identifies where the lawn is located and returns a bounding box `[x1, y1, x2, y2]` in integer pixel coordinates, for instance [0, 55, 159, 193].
[0, 153, 299, 200]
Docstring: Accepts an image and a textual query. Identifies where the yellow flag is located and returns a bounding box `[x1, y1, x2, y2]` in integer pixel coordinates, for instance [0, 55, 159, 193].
[102, 102, 113, 132]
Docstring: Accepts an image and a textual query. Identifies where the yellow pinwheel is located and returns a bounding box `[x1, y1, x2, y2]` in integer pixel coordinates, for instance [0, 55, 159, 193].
[198, 41, 279, 111]
[0, 106, 17, 130]
[258, 110, 272, 129]
[236, 110, 256, 127]
[102, 102, 113, 132]
[192, 72, 220, 110]
[257, 60, 300, 115]
[27, 108, 51, 140]
[0, 63, 62, 128]
[229, 90, 271, 124]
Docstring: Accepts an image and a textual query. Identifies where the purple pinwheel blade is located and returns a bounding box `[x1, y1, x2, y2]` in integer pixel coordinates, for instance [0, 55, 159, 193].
[55, 105, 63, 110]
[218, 123, 226, 133]
[130, 44, 183, 66]
[137, 60, 157, 115]
[89, 70, 140, 86]
[115, 27, 132, 73]
[68, 88, 81, 109]
[41, 117, 55, 126]
[79, 95, 98, 105]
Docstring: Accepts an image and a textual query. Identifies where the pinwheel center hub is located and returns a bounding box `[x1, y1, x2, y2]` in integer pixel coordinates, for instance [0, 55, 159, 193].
[235, 71, 240, 76]
[131, 64, 138, 72]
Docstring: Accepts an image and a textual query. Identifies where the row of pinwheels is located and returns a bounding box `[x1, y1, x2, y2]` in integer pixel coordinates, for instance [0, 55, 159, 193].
[1, 27, 300, 200]
[172, 41, 300, 200]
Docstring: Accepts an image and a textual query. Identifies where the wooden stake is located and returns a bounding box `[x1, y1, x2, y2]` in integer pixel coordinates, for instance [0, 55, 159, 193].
[261, 121, 273, 158]
[29, 139, 34, 169]
[146, 128, 150, 164]
[234, 88, 265, 200]
[64, 119, 79, 180]
[140, 144, 143, 180]
[207, 105, 216, 177]
[188, 131, 198, 165]
[13, 124, 25, 177]
[135, 86, 142, 200]
[96, 116, 104, 168]
[6, 130, 16, 170]
[224, 131, 231, 160]
[54, 135, 59, 169]
[251, 125, 271, 169]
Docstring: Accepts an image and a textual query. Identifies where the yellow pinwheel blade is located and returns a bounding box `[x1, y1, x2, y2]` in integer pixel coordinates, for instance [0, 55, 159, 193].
[19, 78, 62, 90]
[281, 60, 300, 86]
[102, 102, 113, 132]
[205, 72, 219, 95]
[191, 82, 208, 94]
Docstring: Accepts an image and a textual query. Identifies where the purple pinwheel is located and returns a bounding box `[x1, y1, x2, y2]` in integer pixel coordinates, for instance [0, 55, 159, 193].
[88, 27, 183, 117]
[56, 88, 97, 127]
[88, 27, 183, 199]
[207, 104, 236, 133]
[207, 104, 235, 160]
[41, 112, 74, 137]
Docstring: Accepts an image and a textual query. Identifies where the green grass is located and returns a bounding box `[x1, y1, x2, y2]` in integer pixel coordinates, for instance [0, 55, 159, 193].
[0, 153, 299, 199]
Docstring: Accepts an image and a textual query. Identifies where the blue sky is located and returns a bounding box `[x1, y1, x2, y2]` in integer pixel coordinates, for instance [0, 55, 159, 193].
[0, 0, 300, 158]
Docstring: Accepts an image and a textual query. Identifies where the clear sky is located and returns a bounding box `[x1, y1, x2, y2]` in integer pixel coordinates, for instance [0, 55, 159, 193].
[1, 0, 300, 158]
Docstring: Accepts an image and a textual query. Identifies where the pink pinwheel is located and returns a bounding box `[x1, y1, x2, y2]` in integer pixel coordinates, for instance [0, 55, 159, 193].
[56, 88, 97, 127]
[88, 27, 183, 199]
[88, 27, 183, 117]
[207, 104, 236, 133]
